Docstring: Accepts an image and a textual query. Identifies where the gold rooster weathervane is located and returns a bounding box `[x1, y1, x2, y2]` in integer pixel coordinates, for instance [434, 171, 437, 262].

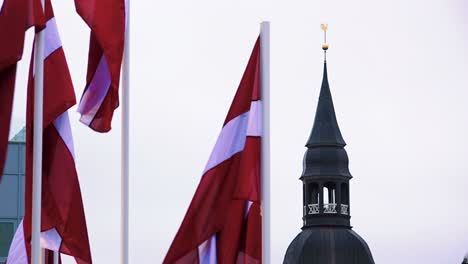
[321, 24, 329, 61]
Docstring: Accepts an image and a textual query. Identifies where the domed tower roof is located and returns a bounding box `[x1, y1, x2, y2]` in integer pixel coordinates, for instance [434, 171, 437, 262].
[284, 227, 374, 264]
[284, 25, 374, 264]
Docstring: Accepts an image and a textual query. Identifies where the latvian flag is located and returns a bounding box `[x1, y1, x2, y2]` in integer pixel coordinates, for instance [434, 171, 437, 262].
[75, 0, 126, 132]
[164, 38, 263, 264]
[7, 0, 92, 263]
[0, 0, 43, 180]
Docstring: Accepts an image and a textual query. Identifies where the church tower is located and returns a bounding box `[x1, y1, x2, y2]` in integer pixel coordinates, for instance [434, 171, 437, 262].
[283, 25, 375, 264]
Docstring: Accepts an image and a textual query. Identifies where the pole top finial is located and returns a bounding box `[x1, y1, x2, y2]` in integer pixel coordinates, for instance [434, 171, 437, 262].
[321, 24, 329, 51]
[321, 24, 328, 31]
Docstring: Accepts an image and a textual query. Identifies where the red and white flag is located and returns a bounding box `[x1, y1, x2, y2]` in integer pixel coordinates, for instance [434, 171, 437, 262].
[7, 228, 62, 264]
[0, 0, 43, 179]
[75, 0, 126, 132]
[164, 37, 263, 264]
[7, 0, 92, 263]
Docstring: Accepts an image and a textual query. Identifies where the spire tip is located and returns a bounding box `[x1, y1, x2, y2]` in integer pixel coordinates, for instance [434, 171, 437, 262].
[321, 24, 328, 61]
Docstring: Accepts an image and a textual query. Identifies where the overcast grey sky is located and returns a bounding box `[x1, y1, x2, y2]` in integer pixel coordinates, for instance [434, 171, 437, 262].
[7, 0, 468, 263]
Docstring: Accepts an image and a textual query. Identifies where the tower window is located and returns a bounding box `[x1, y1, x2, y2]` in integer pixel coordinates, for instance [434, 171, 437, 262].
[323, 183, 336, 204]
[306, 183, 320, 215]
[323, 183, 337, 213]
[310, 183, 319, 204]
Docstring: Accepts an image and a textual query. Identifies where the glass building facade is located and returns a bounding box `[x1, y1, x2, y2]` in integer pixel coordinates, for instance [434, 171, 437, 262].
[0, 128, 26, 264]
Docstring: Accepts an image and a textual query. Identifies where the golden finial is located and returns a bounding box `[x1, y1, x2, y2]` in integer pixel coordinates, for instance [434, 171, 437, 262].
[321, 24, 328, 61]
[321, 23, 328, 32]
[321, 24, 329, 51]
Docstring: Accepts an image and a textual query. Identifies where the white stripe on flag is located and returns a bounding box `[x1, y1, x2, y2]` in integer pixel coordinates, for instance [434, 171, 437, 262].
[246, 101, 262, 137]
[204, 111, 249, 173]
[33, 17, 63, 76]
[7, 221, 28, 264]
[7, 221, 63, 263]
[41, 15, 65, 256]
[194, 101, 261, 264]
[44, 18, 62, 59]
[125, 0, 129, 27]
[198, 235, 217, 264]
[10, 16, 65, 264]
[203, 101, 262, 173]
[244, 201, 254, 219]
[53, 111, 75, 159]
[40, 228, 62, 251]
[77, 55, 111, 126]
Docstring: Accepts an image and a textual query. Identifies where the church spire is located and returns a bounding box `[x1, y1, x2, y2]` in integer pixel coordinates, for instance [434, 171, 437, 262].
[306, 24, 346, 147]
[305, 62, 346, 147]
[301, 25, 351, 228]
[284, 25, 375, 264]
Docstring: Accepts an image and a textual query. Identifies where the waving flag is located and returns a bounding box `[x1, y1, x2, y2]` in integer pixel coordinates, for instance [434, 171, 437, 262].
[164, 37, 263, 264]
[7, 221, 62, 264]
[0, 0, 43, 179]
[75, 0, 126, 132]
[6, 0, 92, 263]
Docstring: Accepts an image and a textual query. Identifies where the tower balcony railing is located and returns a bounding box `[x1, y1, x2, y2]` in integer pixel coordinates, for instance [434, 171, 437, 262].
[305, 203, 349, 215]
[323, 203, 337, 214]
[341, 204, 349, 215]
[307, 204, 320, 214]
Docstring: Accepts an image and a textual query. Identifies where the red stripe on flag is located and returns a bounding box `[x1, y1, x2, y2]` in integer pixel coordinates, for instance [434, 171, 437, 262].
[234, 138, 261, 202]
[43, 48, 76, 125]
[240, 202, 262, 263]
[0, 0, 44, 179]
[224, 37, 261, 126]
[0, 0, 44, 70]
[18, 0, 93, 262]
[164, 36, 262, 264]
[165, 153, 244, 263]
[42, 126, 91, 263]
[75, 0, 125, 132]
[44, 249, 62, 264]
[0, 65, 16, 178]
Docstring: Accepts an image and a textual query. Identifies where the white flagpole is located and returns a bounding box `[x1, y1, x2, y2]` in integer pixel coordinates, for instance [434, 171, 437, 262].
[121, 0, 130, 263]
[32, 0, 46, 263]
[53, 251, 59, 264]
[260, 21, 271, 264]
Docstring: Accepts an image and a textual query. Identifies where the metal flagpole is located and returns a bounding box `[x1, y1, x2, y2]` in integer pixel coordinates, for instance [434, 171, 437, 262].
[53, 251, 59, 264]
[121, 0, 130, 263]
[260, 21, 271, 264]
[32, 0, 46, 262]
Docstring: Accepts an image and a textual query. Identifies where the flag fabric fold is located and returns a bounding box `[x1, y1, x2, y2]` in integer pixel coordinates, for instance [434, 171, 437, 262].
[0, 0, 44, 179]
[75, 0, 126, 132]
[164, 37, 262, 264]
[6, 220, 62, 264]
[7, 0, 92, 263]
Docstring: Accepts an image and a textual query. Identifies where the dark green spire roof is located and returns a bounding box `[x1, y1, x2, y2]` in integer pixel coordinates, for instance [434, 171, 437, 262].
[306, 62, 346, 147]
[302, 61, 351, 178]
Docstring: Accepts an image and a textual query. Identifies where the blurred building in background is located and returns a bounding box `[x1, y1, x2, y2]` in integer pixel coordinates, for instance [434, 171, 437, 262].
[0, 128, 26, 264]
